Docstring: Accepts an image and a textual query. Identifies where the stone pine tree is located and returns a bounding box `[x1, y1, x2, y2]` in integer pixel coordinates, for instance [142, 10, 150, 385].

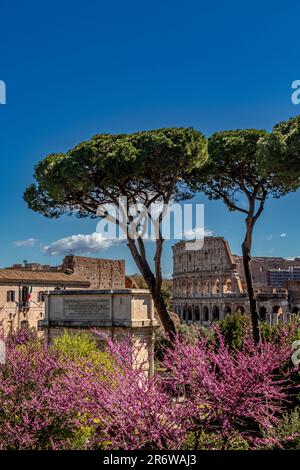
[24, 128, 208, 339]
[259, 115, 300, 190]
[194, 128, 292, 344]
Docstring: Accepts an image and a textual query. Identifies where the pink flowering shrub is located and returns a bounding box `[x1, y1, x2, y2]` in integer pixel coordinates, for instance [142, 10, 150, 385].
[162, 327, 298, 449]
[0, 330, 186, 450]
[0, 330, 99, 449]
[0, 326, 298, 450]
[79, 332, 188, 450]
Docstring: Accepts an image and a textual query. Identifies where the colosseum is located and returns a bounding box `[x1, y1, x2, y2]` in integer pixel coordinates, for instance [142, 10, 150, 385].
[172, 237, 299, 325]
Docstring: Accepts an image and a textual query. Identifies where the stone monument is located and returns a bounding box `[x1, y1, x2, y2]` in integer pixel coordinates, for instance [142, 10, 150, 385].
[41, 288, 158, 376]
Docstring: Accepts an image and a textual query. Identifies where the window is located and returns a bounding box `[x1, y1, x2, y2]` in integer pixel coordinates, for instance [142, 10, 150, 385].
[7, 290, 15, 302]
[194, 306, 200, 322]
[38, 291, 46, 302]
[21, 286, 29, 304]
[20, 320, 29, 329]
[212, 306, 220, 321]
[203, 306, 209, 321]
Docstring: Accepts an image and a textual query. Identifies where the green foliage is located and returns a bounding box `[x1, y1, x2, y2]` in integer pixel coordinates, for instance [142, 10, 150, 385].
[53, 330, 98, 359]
[195, 128, 288, 209]
[161, 286, 172, 311]
[178, 323, 207, 342]
[259, 115, 300, 191]
[183, 430, 249, 450]
[260, 319, 300, 344]
[217, 312, 250, 350]
[262, 407, 300, 449]
[52, 330, 113, 376]
[209, 313, 300, 352]
[24, 128, 208, 219]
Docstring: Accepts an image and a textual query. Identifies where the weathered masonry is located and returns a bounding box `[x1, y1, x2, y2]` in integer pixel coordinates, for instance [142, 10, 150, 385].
[0, 269, 89, 335]
[42, 289, 158, 376]
[172, 237, 291, 325]
[0, 255, 133, 335]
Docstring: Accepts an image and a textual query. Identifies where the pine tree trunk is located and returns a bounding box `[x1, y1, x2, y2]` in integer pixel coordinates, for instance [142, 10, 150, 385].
[151, 288, 176, 341]
[126, 238, 176, 341]
[242, 224, 260, 345]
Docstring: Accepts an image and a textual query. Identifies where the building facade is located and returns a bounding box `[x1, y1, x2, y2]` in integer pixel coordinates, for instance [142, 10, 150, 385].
[0, 255, 127, 335]
[235, 256, 300, 287]
[172, 237, 291, 325]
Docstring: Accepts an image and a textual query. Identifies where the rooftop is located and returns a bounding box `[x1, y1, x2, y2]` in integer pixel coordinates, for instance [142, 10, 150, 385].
[0, 269, 90, 286]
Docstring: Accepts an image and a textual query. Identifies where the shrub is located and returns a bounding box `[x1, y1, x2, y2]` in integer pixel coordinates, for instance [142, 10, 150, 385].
[217, 312, 250, 350]
[52, 330, 113, 378]
[87, 331, 188, 450]
[261, 407, 300, 449]
[0, 330, 97, 449]
[161, 326, 298, 449]
[0, 326, 298, 450]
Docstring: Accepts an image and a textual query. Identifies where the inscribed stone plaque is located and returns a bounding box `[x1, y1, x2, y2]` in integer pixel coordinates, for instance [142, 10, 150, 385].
[63, 298, 111, 321]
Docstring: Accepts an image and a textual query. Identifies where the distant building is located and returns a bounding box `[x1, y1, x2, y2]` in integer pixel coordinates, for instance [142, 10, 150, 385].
[234, 256, 300, 287]
[172, 237, 291, 325]
[0, 255, 128, 335]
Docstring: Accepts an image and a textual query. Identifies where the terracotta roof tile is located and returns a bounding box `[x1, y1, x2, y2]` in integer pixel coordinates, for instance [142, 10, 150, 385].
[0, 269, 90, 286]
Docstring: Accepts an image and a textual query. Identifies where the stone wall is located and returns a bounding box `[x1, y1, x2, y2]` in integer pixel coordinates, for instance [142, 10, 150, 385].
[62, 256, 126, 289]
[172, 237, 290, 325]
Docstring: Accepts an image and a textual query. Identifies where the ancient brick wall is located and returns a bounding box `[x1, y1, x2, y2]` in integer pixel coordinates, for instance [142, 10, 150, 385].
[62, 256, 126, 289]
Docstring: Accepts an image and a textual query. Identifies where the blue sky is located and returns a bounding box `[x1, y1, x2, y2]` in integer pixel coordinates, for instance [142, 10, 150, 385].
[0, 0, 300, 275]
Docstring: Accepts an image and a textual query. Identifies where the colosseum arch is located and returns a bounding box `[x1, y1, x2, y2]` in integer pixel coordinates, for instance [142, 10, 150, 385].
[182, 307, 187, 321]
[203, 306, 209, 322]
[187, 305, 193, 321]
[235, 306, 245, 314]
[273, 305, 282, 314]
[259, 306, 267, 322]
[212, 305, 220, 321]
[194, 306, 200, 322]
[223, 305, 232, 316]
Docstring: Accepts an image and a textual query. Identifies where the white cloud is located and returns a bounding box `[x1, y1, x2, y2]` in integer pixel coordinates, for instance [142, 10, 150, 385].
[204, 228, 214, 237]
[13, 238, 37, 247]
[184, 227, 213, 239]
[44, 233, 119, 256]
[163, 273, 173, 280]
[280, 233, 287, 238]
